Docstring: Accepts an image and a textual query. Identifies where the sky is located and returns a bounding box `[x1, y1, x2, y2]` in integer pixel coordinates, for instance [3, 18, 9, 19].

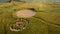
[0, 0, 60, 2]
[21, 0, 60, 2]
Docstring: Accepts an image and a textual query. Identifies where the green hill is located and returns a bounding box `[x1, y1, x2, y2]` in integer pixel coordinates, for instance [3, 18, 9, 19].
[0, 2, 60, 34]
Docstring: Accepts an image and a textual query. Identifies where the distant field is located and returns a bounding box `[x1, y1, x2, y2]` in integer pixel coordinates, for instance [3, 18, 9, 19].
[0, 2, 60, 34]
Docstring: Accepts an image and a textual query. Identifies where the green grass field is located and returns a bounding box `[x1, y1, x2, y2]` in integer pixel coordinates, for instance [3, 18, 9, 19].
[0, 2, 60, 34]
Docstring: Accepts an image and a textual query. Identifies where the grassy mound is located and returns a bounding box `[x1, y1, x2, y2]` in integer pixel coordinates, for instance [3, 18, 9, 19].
[0, 2, 60, 34]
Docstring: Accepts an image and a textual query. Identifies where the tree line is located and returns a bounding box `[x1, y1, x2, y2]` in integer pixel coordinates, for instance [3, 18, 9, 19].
[8, 0, 25, 2]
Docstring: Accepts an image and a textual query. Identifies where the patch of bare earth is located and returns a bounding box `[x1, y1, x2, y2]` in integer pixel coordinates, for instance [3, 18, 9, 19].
[16, 10, 36, 18]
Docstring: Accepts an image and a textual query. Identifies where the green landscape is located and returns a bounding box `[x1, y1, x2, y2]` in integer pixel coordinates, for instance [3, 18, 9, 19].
[0, 2, 60, 34]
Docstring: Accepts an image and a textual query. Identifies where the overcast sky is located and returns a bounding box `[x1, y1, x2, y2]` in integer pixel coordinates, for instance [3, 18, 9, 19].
[0, 0, 60, 2]
[21, 0, 60, 2]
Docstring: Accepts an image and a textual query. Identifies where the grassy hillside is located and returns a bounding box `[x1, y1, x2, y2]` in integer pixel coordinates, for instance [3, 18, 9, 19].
[0, 2, 60, 34]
